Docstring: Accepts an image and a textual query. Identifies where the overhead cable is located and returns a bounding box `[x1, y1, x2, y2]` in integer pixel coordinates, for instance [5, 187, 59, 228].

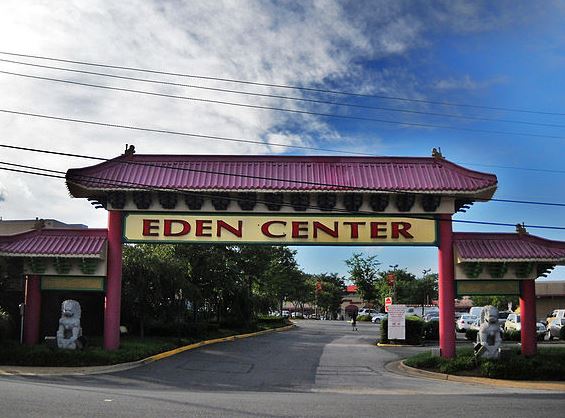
[0, 58, 562, 129]
[0, 50, 563, 116]
[1, 71, 563, 140]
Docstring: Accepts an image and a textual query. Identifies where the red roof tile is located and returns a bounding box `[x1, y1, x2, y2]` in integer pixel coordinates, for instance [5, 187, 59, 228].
[454, 233, 565, 262]
[66, 154, 497, 197]
[0, 229, 107, 258]
[346, 285, 358, 293]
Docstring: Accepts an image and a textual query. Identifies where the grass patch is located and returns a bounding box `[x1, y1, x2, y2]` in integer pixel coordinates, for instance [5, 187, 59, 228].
[405, 346, 565, 381]
[0, 319, 290, 367]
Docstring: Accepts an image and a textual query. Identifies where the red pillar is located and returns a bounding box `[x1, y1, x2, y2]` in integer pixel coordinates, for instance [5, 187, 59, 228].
[23, 275, 41, 345]
[438, 214, 456, 358]
[104, 211, 123, 350]
[520, 280, 537, 357]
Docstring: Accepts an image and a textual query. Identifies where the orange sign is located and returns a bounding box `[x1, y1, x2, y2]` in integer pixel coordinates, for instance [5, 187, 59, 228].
[123, 213, 437, 245]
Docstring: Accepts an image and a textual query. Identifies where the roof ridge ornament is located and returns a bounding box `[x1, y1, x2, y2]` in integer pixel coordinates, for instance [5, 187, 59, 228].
[124, 144, 136, 156]
[431, 147, 444, 159]
[515, 222, 528, 235]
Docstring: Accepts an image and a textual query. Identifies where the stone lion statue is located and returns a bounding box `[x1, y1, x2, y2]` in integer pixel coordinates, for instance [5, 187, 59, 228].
[56, 299, 83, 350]
[475, 305, 502, 359]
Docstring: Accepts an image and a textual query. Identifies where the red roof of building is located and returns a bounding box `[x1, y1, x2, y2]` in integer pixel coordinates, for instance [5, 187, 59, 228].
[0, 229, 107, 258]
[66, 154, 497, 198]
[454, 232, 565, 262]
[346, 285, 358, 293]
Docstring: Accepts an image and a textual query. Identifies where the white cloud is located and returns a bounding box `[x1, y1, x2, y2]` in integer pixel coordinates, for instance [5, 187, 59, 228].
[0, 0, 558, 228]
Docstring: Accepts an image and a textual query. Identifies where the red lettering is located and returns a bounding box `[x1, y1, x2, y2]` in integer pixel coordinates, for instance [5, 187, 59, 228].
[164, 219, 191, 236]
[142, 219, 159, 236]
[313, 221, 339, 238]
[343, 221, 366, 239]
[217, 220, 243, 237]
[195, 220, 212, 237]
[291, 221, 309, 238]
[261, 221, 287, 238]
[370, 222, 387, 239]
[391, 222, 413, 239]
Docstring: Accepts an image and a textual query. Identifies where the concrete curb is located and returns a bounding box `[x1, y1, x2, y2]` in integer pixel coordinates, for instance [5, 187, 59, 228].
[377, 343, 424, 347]
[387, 359, 565, 392]
[0, 324, 296, 377]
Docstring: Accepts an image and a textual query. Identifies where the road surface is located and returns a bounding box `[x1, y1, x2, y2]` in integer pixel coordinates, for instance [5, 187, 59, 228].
[0, 320, 563, 417]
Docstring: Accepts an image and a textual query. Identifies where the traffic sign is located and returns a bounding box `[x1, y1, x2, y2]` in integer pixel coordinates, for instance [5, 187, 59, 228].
[384, 297, 393, 312]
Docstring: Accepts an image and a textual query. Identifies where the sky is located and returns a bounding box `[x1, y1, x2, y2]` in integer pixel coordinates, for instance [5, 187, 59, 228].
[0, 0, 563, 280]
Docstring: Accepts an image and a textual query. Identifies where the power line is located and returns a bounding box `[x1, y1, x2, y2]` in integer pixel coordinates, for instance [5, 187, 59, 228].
[0, 108, 370, 155]
[1, 50, 563, 116]
[1, 57, 563, 129]
[1, 145, 564, 208]
[2, 70, 564, 140]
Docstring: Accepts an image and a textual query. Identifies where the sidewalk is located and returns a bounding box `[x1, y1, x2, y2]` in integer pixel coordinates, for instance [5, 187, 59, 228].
[0, 324, 295, 377]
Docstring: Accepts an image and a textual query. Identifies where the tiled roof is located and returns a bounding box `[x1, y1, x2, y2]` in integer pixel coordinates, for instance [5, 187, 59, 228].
[454, 233, 565, 262]
[66, 154, 497, 197]
[346, 285, 358, 293]
[0, 229, 107, 258]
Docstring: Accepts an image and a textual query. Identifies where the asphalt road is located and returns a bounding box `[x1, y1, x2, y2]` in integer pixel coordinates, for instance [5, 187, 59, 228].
[1, 320, 563, 417]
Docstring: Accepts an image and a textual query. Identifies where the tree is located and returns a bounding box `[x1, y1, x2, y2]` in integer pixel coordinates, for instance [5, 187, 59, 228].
[345, 253, 380, 304]
[122, 244, 189, 337]
[471, 296, 518, 311]
[313, 273, 345, 319]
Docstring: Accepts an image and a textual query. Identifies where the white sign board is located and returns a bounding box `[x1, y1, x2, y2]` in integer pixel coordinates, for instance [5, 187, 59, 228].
[387, 304, 406, 340]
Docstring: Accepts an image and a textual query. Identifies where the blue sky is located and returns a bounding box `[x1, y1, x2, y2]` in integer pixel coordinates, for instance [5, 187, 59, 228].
[0, 1, 563, 280]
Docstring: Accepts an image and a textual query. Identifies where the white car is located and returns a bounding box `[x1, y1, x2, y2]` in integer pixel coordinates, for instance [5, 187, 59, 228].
[548, 318, 565, 340]
[358, 308, 378, 317]
[456, 314, 477, 332]
[504, 313, 521, 332]
[371, 313, 387, 324]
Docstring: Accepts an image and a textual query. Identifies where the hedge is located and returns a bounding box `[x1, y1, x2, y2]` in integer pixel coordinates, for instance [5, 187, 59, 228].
[423, 320, 439, 341]
[357, 315, 372, 322]
[380, 316, 424, 345]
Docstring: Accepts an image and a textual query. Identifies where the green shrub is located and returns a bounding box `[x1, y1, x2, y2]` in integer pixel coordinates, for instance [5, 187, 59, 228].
[503, 330, 521, 341]
[380, 316, 424, 345]
[357, 314, 372, 322]
[465, 328, 478, 341]
[406, 347, 565, 381]
[423, 321, 439, 340]
[0, 308, 12, 341]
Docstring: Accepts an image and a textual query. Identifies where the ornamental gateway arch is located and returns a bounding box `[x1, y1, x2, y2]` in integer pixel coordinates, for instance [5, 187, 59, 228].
[51, 147, 564, 358]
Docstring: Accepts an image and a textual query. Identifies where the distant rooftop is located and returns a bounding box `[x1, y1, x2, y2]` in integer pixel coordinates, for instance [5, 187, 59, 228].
[0, 219, 88, 236]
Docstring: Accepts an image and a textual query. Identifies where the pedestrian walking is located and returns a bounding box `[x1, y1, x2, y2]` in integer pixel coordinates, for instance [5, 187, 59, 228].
[351, 312, 358, 331]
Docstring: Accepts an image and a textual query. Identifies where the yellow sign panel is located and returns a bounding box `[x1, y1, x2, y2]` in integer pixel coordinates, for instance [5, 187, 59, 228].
[123, 213, 437, 246]
[41, 276, 105, 292]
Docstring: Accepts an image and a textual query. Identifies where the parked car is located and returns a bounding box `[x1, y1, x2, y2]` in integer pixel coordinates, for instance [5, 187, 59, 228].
[469, 317, 481, 331]
[358, 308, 378, 317]
[423, 312, 439, 322]
[497, 310, 512, 327]
[536, 322, 547, 340]
[456, 314, 477, 332]
[371, 313, 387, 324]
[547, 317, 565, 340]
[546, 309, 565, 326]
[281, 310, 290, 318]
[504, 313, 521, 332]
[468, 306, 484, 318]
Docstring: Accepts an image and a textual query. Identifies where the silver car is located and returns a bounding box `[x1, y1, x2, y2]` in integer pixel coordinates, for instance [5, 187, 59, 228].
[547, 318, 565, 340]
